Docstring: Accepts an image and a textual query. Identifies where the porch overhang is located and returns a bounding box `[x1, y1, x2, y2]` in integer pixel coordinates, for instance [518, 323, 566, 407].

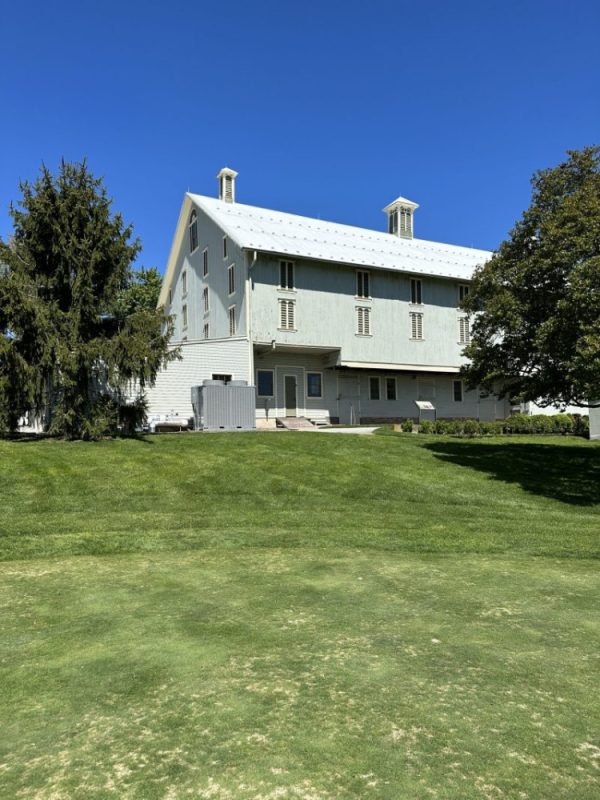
[253, 341, 341, 359]
[338, 360, 461, 374]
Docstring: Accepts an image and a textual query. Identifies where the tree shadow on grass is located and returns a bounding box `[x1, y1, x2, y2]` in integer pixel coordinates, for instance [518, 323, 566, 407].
[425, 440, 600, 506]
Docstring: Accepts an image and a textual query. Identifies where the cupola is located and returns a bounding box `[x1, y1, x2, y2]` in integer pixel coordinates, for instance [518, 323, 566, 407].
[217, 167, 238, 203]
[383, 196, 419, 239]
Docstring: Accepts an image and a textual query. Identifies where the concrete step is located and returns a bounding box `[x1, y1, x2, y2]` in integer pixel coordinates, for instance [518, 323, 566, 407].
[276, 416, 317, 430]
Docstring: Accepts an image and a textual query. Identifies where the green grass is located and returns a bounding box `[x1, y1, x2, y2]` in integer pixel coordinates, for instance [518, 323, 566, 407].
[0, 433, 599, 799]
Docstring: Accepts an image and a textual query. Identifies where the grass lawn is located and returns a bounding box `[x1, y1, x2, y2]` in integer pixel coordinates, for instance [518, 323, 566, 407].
[0, 432, 598, 799]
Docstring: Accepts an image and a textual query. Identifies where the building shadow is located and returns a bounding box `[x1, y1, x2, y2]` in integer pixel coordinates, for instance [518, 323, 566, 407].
[424, 440, 600, 506]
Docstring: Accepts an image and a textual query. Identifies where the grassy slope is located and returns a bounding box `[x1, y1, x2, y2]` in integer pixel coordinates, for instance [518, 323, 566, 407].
[0, 433, 598, 799]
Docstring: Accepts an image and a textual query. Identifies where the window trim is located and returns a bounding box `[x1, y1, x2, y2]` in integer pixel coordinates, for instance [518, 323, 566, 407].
[182, 303, 188, 329]
[459, 316, 471, 345]
[203, 322, 209, 340]
[356, 305, 372, 336]
[203, 248, 209, 277]
[278, 298, 296, 331]
[228, 263, 235, 296]
[257, 369, 275, 398]
[386, 376, 397, 401]
[203, 287, 209, 314]
[356, 269, 371, 300]
[410, 278, 423, 306]
[458, 283, 470, 305]
[369, 376, 380, 401]
[228, 305, 236, 336]
[453, 379, 464, 402]
[306, 371, 323, 399]
[188, 211, 198, 253]
[409, 311, 424, 340]
[181, 270, 187, 297]
[279, 259, 295, 291]
[222, 236, 228, 260]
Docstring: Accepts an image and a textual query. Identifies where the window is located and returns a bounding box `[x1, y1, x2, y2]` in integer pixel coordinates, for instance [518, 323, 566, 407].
[280, 260, 295, 290]
[228, 306, 236, 336]
[279, 299, 295, 330]
[459, 317, 471, 344]
[257, 370, 274, 397]
[458, 284, 470, 304]
[212, 373, 231, 384]
[356, 306, 371, 335]
[228, 264, 235, 295]
[386, 377, 397, 401]
[182, 270, 187, 295]
[222, 236, 228, 259]
[453, 380, 463, 402]
[388, 208, 398, 234]
[410, 312, 423, 340]
[182, 304, 188, 328]
[203, 323, 209, 339]
[369, 376, 380, 400]
[168, 288, 172, 305]
[203, 248, 209, 276]
[306, 372, 322, 398]
[400, 208, 412, 238]
[410, 278, 422, 305]
[356, 270, 370, 298]
[203, 287, 209, 313]
[189, 211, 198, 253]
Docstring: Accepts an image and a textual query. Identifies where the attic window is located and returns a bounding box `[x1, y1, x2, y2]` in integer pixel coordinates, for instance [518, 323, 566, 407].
[388, 209, 398, 235]
[400, 208, 412, 238]
[189, 211, 198, 252]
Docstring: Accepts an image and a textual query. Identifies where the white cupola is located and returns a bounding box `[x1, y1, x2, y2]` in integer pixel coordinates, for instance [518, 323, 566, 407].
[217, 167, 238, 203]
[383, 196, 419, 239]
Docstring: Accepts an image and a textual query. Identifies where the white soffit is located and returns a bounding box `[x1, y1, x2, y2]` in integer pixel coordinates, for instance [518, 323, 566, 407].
[188, 194, 491, 281]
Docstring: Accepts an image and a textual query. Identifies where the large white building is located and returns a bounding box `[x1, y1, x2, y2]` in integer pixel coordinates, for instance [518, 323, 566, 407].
[147, 168, 513, 426]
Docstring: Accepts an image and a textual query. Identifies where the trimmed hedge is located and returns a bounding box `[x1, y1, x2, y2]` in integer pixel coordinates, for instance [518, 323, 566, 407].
[415, 413, 589, 438]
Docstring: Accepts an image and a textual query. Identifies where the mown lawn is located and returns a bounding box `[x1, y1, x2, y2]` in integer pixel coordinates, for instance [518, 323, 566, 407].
[0, 432, 598, 799]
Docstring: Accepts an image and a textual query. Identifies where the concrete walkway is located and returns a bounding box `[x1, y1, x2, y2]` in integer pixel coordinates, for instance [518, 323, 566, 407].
[317, 427, 380, 435]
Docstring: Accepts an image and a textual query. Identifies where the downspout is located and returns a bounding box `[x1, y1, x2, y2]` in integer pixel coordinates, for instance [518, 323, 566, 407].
[246, 250, 258, 386]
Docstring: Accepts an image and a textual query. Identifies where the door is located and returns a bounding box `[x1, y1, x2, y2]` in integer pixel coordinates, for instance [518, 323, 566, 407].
[284, 375, 297, 417]
[338, 374, 360, 424]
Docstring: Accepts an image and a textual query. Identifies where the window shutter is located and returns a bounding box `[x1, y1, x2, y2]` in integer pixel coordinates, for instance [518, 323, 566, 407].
[459, 317, 470, 344]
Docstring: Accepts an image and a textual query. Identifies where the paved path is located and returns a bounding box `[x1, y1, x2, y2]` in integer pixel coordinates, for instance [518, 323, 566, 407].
[317, 427, 379, 435]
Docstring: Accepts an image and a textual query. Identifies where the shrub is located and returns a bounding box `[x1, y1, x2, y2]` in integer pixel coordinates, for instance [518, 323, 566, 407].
[572, 414, 590, 437]
[552, 414, 574, 434]
[479, 421, 502, 436]
[434, 420, 449, 435]
[419, 420, 433, 434]
[463, 419, 480, 437]
[401, 418, 414, 433]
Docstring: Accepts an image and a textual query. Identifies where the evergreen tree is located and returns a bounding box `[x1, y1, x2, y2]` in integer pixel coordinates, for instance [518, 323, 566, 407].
[462, 146, 600, 409]
[0, 161, 177, 438]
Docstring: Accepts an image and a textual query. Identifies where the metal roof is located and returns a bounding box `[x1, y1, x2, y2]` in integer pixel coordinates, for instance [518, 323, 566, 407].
[188, 193, 491, 281]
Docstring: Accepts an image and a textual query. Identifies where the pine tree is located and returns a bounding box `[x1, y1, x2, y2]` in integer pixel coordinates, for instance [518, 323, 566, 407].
[0, 160, 177, 438]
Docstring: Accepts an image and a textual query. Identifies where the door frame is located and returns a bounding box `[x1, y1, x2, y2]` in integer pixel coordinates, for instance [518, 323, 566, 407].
[276, 366, 306, 417]
[283, 373, 298, 417]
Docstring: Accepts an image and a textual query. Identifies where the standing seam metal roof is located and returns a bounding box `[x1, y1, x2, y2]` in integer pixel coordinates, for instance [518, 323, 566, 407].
[188, 193, 491, 280]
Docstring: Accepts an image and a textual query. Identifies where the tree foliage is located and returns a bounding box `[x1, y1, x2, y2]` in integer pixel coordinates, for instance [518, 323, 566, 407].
[0, 160, 177, 438]
[462, 146, 600, 408]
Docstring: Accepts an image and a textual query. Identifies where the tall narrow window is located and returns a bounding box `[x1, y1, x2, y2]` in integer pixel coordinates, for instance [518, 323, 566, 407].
[203, 322, 209, 339]
[410, 312, 423, 340]
[369, 377, 380, 400]
[386, 377, 397, 401]
[182, 304, 188, 328]
[279, 260, 295, 289]
[356, 306, 371, 335]
[459, 317, 471, 344]
[453, 380, 463, 402]
[182, 270, 187, 295]
[168, 288, 172, 305]
[400, 208, 412, 238]
[388, 209, 398, 234]
[228, 264, 235, 295]
[410, 278, 422, 304]
[203, 248, 209, 276]
[458, 284, 470, 304]
[189, 211, 198, 252]
[222, 236, 228, 259]
[203, 287, 209, 313]
[356, 270, 370, 298]
[279, 299, 295, 330]
[228, 306, 236, 336]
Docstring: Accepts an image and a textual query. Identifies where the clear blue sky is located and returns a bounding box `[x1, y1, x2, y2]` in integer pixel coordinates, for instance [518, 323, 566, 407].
[1, 0, 599, 271]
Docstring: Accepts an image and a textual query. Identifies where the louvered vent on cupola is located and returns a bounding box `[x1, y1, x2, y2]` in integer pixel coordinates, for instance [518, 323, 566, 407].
[383, 196, 419, 239]
[217, 167, 238, 203]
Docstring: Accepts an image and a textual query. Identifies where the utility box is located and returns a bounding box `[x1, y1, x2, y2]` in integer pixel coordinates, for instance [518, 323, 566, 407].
[415, 400, 436, 425]
[191, 380, 256, 431]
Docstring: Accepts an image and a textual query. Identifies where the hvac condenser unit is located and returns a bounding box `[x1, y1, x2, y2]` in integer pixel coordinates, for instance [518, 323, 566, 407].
[191, 380, 255, 431]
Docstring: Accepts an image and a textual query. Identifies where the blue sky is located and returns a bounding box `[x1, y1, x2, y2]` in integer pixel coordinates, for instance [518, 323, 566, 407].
[1, 0, 599, 271]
